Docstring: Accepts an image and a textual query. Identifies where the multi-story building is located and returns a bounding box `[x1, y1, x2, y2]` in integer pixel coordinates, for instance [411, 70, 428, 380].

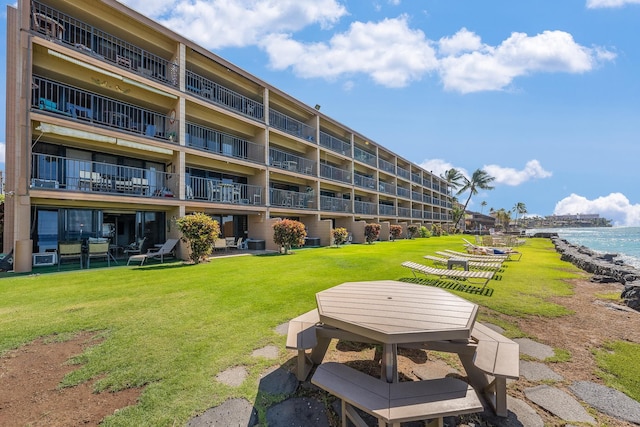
[4, 0, 452, 271]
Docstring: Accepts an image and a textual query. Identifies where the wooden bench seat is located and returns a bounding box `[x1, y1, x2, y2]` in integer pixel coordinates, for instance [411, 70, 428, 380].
[312, 362, 483, 427]
[462, 322, 520, 417]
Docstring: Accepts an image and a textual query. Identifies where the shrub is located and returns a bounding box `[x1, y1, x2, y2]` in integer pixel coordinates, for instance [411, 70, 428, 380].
[390, 225, 403, 241]
[175, 212, 220, 264]
[407, 225, 419, 239]
[419, 226, 431, 238]
[332, 227, 349, 247]
[364, 223, 381, 244]
[273, 219, 307, 254]
[431, 224, 443, 237]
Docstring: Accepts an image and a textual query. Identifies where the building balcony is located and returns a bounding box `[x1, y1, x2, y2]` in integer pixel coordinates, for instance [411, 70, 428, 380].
[354, 173, 376, 190]
[269, 109, 315, 141]
[378, 181, 395, 195]
[398, 207, 411, 218]
[269, 148, 316, 175]
[31, 153, 174, 198]
[319, 131, 350, 156]
[319, 163, 351, 184]
[397, 166, 410, 180]
[31, 1, 178, 88]
[354, 200, 376, 215]
[411, 191, 422, 201]
[378, 158, 396, 174]
[185, 70, 264, 121]
[186, 122, 264, 163]
[379, 204, 396, 216]
[397, 187, 411, 199]
[320, 196, 351, 213]
[270, 188, 315, 209]
[411, 172, 421, 184]
[187, 176, 262, 205]
[32, 76, 177, 142]
[354, 146, 376, 167]
[412, 209, 423, 219]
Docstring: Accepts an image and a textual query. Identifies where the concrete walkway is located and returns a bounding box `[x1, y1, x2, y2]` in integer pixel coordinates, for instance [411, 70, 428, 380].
[187, 322, 640, 426]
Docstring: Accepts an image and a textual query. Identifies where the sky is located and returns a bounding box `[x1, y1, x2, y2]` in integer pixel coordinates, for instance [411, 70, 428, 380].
[1, 0, 640, 225]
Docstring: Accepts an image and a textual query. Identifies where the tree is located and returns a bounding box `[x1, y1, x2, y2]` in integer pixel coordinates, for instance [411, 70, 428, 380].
[175, 213, 220, 264]
[273, 219, 306, 254]
[450, 205, 465, 231]
[332, 227, 349, 247]
[455, 169, 495, 230]
[513, 202, 527, 227]
[494, 208, 512, 231]
[480, 201, 487, 214]
[407, 224, 419, 239]
[441, 168, 465, 193]
[364, 223, 381, 244]
[390, 225, 403, 241]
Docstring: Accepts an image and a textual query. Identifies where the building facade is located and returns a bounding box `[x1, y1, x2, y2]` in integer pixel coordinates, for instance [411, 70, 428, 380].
[5, 0, 452, 271]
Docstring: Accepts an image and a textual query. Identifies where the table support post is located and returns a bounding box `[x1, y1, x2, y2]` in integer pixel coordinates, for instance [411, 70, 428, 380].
[382, 343, 398, 383]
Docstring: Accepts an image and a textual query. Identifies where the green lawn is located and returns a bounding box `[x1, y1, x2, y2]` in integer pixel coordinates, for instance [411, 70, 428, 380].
[0, 236, 634, 425]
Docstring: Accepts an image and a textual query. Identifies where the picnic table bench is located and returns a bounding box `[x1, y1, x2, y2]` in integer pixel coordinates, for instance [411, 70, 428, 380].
[312, 362, 483, 427]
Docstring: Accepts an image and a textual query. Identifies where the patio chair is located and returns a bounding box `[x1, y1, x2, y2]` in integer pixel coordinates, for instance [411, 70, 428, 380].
[123, 237, 147, 256]
[58, 242, 83, 270]
[127, 238, 179, 265]
[0, 249, 14, 271]
[401, 261, 494, 291]
[87, 240, 110, 268]
[227, 237, 243, 250]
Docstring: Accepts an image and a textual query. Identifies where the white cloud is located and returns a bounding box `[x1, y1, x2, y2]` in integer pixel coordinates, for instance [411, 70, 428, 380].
[483, 160, 552, 186]
[554, 193, 640, 226]
[261, 15, 438, 87]
[0, 142, 5, 163]
[418, 159, 468, 179]
[586, 0, 640, 8]
[438, 30, 614, 93]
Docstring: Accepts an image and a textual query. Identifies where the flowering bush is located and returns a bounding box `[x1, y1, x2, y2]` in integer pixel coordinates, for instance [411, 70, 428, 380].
[420, 226, 431, 238]
[407, 225, 419, 239]
[332, 227, 349, 247]
[175, 212, 220, 263]
[273, 219, 307, 254]
[364, 223, 381, 244]
[390, 225, 403, 241]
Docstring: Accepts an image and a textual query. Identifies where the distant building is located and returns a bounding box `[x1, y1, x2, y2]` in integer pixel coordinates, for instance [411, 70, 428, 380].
[465, 211, 496, 234]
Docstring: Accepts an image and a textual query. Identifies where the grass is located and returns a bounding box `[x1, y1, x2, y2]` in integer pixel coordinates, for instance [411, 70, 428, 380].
[0, 235, 634, 425]
[594, 341, 640, 402]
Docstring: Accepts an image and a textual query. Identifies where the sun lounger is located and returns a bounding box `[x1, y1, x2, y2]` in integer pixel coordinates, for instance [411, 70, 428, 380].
[437, 250, 508, 263]
[401, 261, 494, 290]
[127, 238, 179, 265]
[423, 255, 502, 271]
[461, 238, 522, 261]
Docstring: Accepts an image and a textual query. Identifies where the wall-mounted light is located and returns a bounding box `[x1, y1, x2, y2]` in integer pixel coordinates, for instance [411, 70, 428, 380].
[314, 104, 321, 111]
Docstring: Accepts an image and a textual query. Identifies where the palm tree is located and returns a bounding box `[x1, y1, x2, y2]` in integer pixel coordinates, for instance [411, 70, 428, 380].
[495, 208, 512, 231]
[441, 168, 465, 195]
[513, 202, 527, 228]
[480, 201, 487, 215]
[455, 169, 495, 229]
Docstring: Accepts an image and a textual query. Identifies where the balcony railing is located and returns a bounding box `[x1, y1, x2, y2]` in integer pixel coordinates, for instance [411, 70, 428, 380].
[378, 181, 395, 195]
[269, 109, 315, 141]
[411, 191, 422, 201]
[354, 200, 377, 215]
[411, 172, 421, 184]
[31, 1, 178, 87]
[269, 148, 316, 175]
[185, 70, 264, 121]
[186, 122, 263, 163]
[270, 188, 316, 209]
[378, 158, 395, 174]
[379, 204, 396, 216]
[319, 131, 350, 155]
[32, 76, 178, 142]
[354, 173, 376, 190]
[412, 209, 423, 219]
[31, 153, 174, 197]
[354, 147, 376, 167]
[320, 196, 351, 213]
[424, 212, 433, 220]
[424, 195, 432, 204]
[397, 187, 411, 199]
[319, 163, 351, 184]
[397, 166, 410, 180]
[187, 176, 262, 205]
[398, 207, 411, 218]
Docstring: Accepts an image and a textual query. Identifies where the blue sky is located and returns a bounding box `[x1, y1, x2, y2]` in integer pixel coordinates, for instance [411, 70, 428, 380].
[2, 0, 640, 225]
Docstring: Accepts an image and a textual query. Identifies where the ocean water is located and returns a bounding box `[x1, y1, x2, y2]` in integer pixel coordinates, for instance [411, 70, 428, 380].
[528, 227, 640, 269]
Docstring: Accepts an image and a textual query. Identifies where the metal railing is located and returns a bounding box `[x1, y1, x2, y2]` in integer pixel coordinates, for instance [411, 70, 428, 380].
[269, 109, 316, 141]
[269, 148, 316, 175]
[354, 173, 376, 190]
[186, 122, 263, 163]
[397, 166, 410, 180]
[378, 158, 395, 174]
[354, 146, 376, 167]
[398, 207, 411, 217]
[378, 181, 395, 195]
[412, 191, 422, 201]
[397, 187, 411, 199]
[379, 204, 396, 216]
[411, 172, 421, 184]
[424, 212, 433, 220]
[412, 209, 423, 219]
[185, 70, 264, 121]
[31, 153, 174, 197]
[319, 163, 351, 184]
[32, 76, 178, 142]
[354, 200, 377, 215]
[423, 195, 432, 204]
[270, 188, 315, 209]
[187, 176, 262, 205]
[319, 131, 350, 155]
[320, 196, 351, 213]
[31, 1, 178, 87]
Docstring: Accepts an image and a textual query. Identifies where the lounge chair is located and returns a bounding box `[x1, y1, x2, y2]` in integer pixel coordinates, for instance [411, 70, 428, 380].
[423, 255, 502, 271]
[437, 250, 508, 263]
[127, 238, 179, 265]
[401, 261, 494, 290]
[462, 238, 522, 261]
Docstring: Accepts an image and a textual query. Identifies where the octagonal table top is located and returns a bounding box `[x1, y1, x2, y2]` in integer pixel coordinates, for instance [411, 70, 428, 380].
[315, 280, 479, 344]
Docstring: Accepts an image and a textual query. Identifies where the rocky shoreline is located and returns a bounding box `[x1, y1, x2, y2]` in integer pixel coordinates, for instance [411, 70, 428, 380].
[548, 235, 640, 311]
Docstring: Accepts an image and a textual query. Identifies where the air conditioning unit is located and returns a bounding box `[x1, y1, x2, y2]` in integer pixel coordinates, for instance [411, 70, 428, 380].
[33, 252, 57, 267]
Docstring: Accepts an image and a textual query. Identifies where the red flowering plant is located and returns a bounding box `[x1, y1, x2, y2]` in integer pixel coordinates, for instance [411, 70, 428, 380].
[332, 227, 349, 247]
[273, 219, 307, 254]
[364, 223, 381, 244]
[390, 225, 403, 241]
